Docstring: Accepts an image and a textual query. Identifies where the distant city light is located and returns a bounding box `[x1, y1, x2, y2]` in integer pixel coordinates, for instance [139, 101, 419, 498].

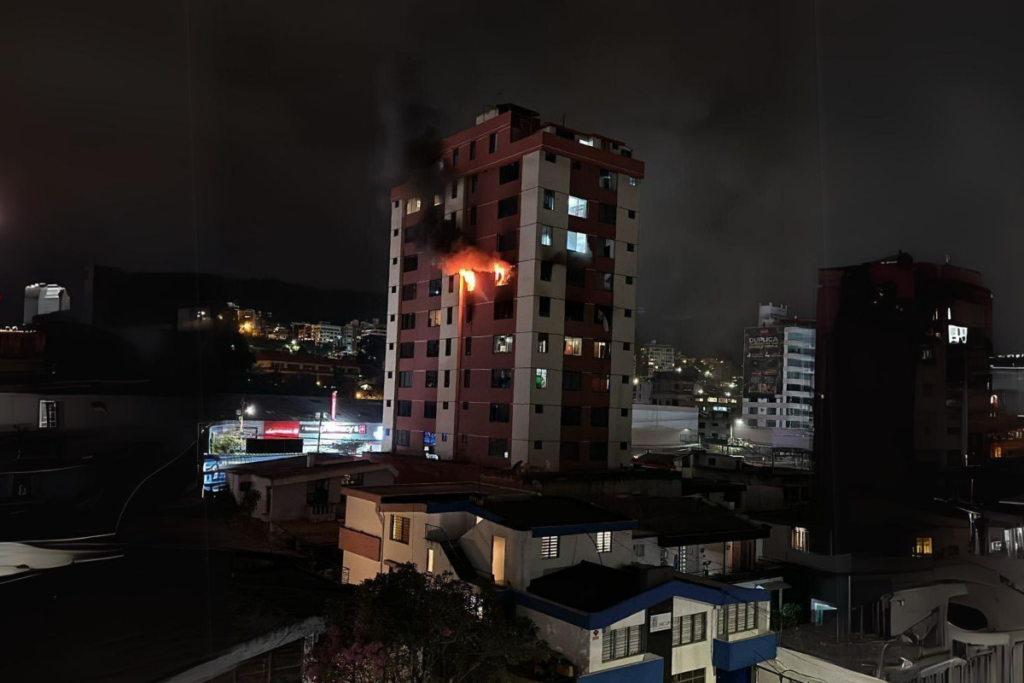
[244, 404, 256, 416]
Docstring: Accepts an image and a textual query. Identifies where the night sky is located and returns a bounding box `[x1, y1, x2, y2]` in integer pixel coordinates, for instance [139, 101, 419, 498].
[2, 1, 1023, 356]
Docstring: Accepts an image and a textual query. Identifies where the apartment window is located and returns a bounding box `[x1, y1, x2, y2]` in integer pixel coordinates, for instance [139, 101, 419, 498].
[625, 308, 633, 318]
[672, 613, 707, 646]
[568, 195, 588, 218]
[492, 334, 514, 354]
[544, 151, 557, 163]
[499, 161, 520, 184]
[493, 300, 514, 319]
[601, 625, 642, 662]
[425, 370, 438, 388]
[540, 261, 553, 281]
[535, 368, 548, 389]
[628, 209, 636, 219]
[598, 203, 617, 224]
[469, 205, 477, 226]
[594, 340, 609, 358]
[401, 312, 416, 330]
[534, 439, 543, 449]
[448, 274, 455, 292]
[424, 401, 437, 419]
[564, 336, 583, 356]
[427, 309, 442, 327]
[596, 272, 614, 292]
[428, 278, 442, 297]
[465, 337, 472, 355]
[565, 300, 584, 322]
[491, 369, 512, 388]
[595, 531, 612, 553]
[497, 196, 519, 218]
[469, 140, 476, 160]
[722, 603, 758, 635]
[465, 304, 473, 323]
[543, 189, 556, 211]
[488, 132, 497, 153]
[625, 276, 633, 285]
[626, 242, 635, 252]
[488, 437, 509, 458]
[601, 238, 615, 258]
[598, 169, 617, 189]
[39, 400, 59, 429]
[396, 400, 412, 417]
[537, 333, 549, 353]
[463, 369, 471, 387]
[402, 283, 417, 300]
[398, 371, 413, 388]
[914, 537, 933, 557]
[394, 429, 410, 447]
[535, 404, 544, 414]
[496, 231, 516, 252]
[399, 342, 415, 359]
[443, 369, 451, 388]
[539, 297, 551, 317]
[444, 338, 452, 356]
[406, 198, 422, 215]
[489, 403, 510, 423]
[425, 339, 439, 358]
[567, 230, 589, 253]
[791, 526, 808, 552]
[628, 176, 638, 186]
[540, 224, 553, 246]
[564, 266, 585, 289]
[540, 536, 559, 559]
[561, 441, 580, 461]
[341, 567, 351, 584]
[591, 407, 609, 426]
[563, 371, 582, 391]
[452, 148, 459, 167]
[671, 670, 706, 683]
[561, 405, 581, 425]
[403, 254, 418, 272]
[390, 515, 411, 544]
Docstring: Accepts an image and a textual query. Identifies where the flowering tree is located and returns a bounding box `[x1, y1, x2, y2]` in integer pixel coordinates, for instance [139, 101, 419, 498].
[306, 564, 544, 683]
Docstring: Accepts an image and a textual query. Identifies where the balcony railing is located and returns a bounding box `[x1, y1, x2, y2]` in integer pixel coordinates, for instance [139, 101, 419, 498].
[306, 503, 338, 521]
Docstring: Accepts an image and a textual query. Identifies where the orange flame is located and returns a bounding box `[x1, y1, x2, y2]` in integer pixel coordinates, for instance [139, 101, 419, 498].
[493, 262, 511, 287]
[460, 268, 477, 292]
[440, 247, 513, 293]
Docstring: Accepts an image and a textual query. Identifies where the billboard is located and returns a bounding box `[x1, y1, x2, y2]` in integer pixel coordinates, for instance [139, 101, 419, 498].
[743, 326, 783, 399]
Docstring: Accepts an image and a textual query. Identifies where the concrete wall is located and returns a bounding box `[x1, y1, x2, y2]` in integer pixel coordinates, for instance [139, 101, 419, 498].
[671, 597, 716, 681]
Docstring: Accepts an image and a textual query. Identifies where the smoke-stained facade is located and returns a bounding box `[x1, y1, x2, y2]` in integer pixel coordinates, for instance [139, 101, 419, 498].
[381, 104, 644, 471]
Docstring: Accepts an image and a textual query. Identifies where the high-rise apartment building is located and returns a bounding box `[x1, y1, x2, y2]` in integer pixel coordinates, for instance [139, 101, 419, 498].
[735, 304, 815, 450]
[637, 340, 675, 378]
[382, 104, 643, 471]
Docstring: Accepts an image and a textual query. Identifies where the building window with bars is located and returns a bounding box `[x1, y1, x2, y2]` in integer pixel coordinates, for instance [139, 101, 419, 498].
[790, 526, 808, 552]
[38, 400, 59, 429]
[672, 613, 707, 646]
[595, 531, 612, 553]
[601, 624, 643, 662]
[671, 670, 706, 683]
[390, 515, 411, 544]
[540, 536, 559, 559]
[341, 567, 350, 584]
[720, 602, 760, 635]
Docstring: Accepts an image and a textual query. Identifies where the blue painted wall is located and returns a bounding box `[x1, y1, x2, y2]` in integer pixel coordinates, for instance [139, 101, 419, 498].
[712, 632, 778, 672]
[578, 656, 664, 683]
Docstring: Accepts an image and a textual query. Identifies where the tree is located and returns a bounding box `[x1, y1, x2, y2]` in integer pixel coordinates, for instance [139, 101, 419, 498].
[306, 564, 544, 683]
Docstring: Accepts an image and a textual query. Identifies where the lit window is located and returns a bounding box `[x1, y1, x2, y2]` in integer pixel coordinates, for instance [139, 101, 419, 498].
[540, 535, 559, 558]
[537, 333, 549, 353]
[568, 196, 588, 218]
[567, 230, 588, 253]
[492, 334, 514, 354]
[341, 567, 350, 584]
[390, 515, 411, 544]
[791, 526, 808, 552]
[39, 400, 58, 429]
[914, 537, 933, 557]
[540, 224, 553, 246]
[406, 197, 422, 215]
[595, 531, 611, 553]
[433, 194, 441, 207]
[628, 176, 638, 187]
[593, 341, 609, 359]
[426, 548, 435, 573]
[579, 137, 595, 147]
[535, 368, 548, 389]
[564, 336, 583, 356]
[427, 309, 442, 327]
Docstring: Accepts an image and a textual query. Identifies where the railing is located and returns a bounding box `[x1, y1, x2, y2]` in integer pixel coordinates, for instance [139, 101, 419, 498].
[424, 523, 478, 581]
[306, 503, 338, 521]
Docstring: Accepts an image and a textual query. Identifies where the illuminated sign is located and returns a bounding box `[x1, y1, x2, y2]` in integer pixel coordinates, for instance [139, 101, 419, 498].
[264, 421, 301, 439]
[948, 325, 968, 344]
[649, 613, 672, 633]
[712, 405, 729, 412]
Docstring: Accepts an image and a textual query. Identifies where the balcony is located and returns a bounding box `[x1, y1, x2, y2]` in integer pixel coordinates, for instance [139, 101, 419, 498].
[306, 503, 339, 522]
[712, 631, 778, 672]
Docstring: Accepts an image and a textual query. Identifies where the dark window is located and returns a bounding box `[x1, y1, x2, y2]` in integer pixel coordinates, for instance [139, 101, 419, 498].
[625, 276, 634, 285]
[445, 338, 452, 356]
[401, 313, 416, 329]
[462, 402, 469, 410]
[620, 441, 628, 450]
[497, 196, 519, 218]
[597, 272, 613, 291]
[465, 337, 472, 355]
[470, 205, 477, 226]
[404, 254, 418, 272]
[544, 151, 557, 163]
[444, 369, 451, 387]
[428, 278, 442, 296]
[563, 371, 582, 391]
[621, 375, 629, 384]
[424, 401, 437, 419]
[626, 243, 635, 252]
[601, 238, 615, 258]
[621, 408, 629, 418]
[628, 209, 636, 219]
[425, 370, 438, 388]
[396, 400, 412, 417]
[535, 404, 544, 414]
[589, 442, 608, 462]
[488, 132, 497, 153]
[398, 371, 413, 388]
[623, 342, 631, 351]
[404, 225, 418, 243]
[470, 174, 478, 193]
[426, 340, 439, 357]
[540, 261, 553, 281]
[566, 266, 586, 288]
[598, 169, 616, 189]
[499, 161, 521, 184]
[539, 297, 551, 317]
[571, 159, 582, 170]
[565, 300, 584, 322]
[491, 369, 512, 388]
[494, 299, 514, 319]
[399, 342, 415, 358]
[561, 406, 581, 426]
[452, 148, 459, 167]
[464, 369, 471, 387]
[489, 403, 511, 423]
[598, 203, 617, 224]
[469, 140, 476, 160]
[488, 437, 509, 457]
[625, 308, 633, 318]
[595, 305, 613, 327]
[395, 431, 411, 448]
[497, 231, 517, 252]
[591, 407, 609, 427]
[543, 189, 556, 211]
[446, 307, 453, 325]
[561, 441, 579, 461]
[451, 180, 458, 199]
[534, 440, 543, 449]
[448, 274, 455, 292]
[402, 283, 417, 300]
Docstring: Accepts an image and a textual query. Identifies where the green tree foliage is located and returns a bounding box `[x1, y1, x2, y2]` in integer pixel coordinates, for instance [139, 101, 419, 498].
[306, 564, 543, 683]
